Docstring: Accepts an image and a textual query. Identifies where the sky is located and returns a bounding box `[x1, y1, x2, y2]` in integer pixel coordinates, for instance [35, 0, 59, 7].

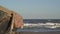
[0, 0, 60, 19]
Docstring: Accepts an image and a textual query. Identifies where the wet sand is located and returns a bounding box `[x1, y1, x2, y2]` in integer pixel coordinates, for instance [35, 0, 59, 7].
[15, 32, 60, 34]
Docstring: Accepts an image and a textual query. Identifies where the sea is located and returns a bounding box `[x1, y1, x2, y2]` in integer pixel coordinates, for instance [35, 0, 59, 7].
[16, 19, 60, 32]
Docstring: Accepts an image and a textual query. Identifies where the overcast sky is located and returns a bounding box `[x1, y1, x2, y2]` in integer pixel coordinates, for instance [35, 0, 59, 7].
[0, 0, 60, 19]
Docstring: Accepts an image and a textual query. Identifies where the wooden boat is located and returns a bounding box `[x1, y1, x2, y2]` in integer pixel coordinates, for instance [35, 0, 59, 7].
[0, 6, 24, 34]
